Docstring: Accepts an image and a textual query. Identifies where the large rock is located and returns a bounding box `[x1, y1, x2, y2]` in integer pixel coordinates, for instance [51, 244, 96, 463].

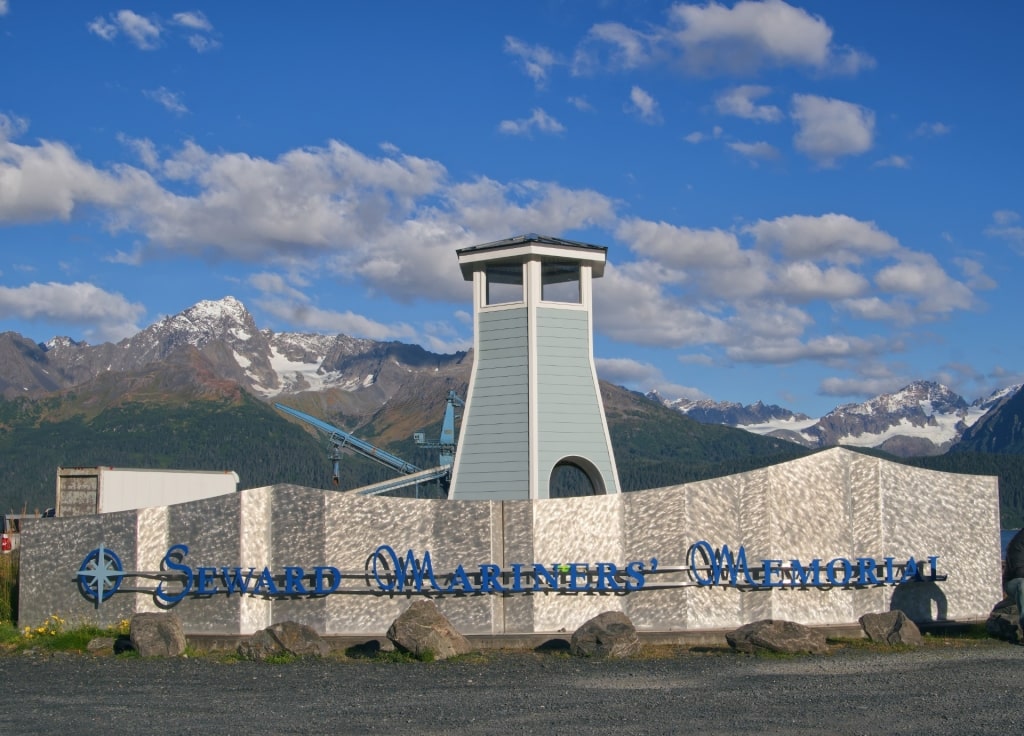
[238, 621, 330, 661]
[570, 611, 641, 659]
[859, 611, 923, 646]
[130, 612, 187, 657]
[726, 619, 829, 655]
[986, 598, 1021, 643]
[386, 600, 471, 660]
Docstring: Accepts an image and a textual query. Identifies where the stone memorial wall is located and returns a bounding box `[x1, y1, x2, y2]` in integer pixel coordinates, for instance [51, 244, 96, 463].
[19, 448, 1002, 635]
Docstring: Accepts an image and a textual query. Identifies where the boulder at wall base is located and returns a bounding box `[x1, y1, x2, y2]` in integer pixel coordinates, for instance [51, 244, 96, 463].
[386, 600, 471, 660]
[726, 619, 829, 655]
[986, 598, 1022, 643]
[130, 612, 187, 657]
[570, 611, 641, 659]
[859, 611, 923, 646]
[238, 621, 331, 661]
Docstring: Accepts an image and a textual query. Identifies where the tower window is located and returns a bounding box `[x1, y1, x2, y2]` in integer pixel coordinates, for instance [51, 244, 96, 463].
[541, 262, 580, 303]
[485, 263, 524, 305]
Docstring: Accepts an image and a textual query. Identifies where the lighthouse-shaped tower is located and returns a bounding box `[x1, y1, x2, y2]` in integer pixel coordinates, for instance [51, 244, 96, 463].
[449, 234, 621, 500]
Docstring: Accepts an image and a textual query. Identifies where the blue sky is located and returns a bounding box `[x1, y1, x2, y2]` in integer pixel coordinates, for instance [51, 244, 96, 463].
[1, 1, 1022, 417]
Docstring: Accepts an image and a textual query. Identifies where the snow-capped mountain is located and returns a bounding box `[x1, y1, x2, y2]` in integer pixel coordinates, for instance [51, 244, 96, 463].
[2, 296, 1021, 458]
[653, 380, 1023, 457]
[0, 296, 467, 404]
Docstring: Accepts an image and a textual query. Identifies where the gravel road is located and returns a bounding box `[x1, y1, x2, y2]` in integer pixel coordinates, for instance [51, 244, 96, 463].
[1, 641, 1021, 735]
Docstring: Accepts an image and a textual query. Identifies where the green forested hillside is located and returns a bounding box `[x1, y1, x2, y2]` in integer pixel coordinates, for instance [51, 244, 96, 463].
[4, 388, 1022, 527]
[0, 387, 813, 514]
[0, 395, 391, 514]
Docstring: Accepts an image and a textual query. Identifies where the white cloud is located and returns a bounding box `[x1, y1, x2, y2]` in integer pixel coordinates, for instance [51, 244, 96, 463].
[117, 134, 160, 170]
[839, 296, 914, 323]
[667, 0, 874, 75]
[504, 36, 558, 87]
[257, 298, 418, 342]
[774, 261, 868, 301]
[727, 333, 880, 363]
[567, 96, 594, 112]
[954, 257, 996, 291]
[172, 11, 212, 32]
[627, 86, 661, 124]
[0, 123, 986, 361]
[872, 155, 910, 169]
[186, 34, 220, 53]
[727, 140, 781, 162]
[573, 22, 659, 74]
[0, 113, 28, 141]
[986, 210, 1024, 253]
[791, 94, 875, 166]
[874, 252, 975, 315]
[0, 282, 144, 341]
[715, 85, 782, 122]
[248, 272, 308, 303]
[595, 262, 733, 347]
[87, 16, 118, 41]
[0, 1, 8, 16]
[0, 133, 160, 222]
[684, 131, 705, 144]
[616, 218, 745, 269]
[113, 10, 161, 50]
[746, 213, 899, 262]
[144, 87, 188, 115]
[914, 122, 951, 138]
[820, 374, 907, 399]
[595, 357, 709, 401]
[498, 108, 566, 136]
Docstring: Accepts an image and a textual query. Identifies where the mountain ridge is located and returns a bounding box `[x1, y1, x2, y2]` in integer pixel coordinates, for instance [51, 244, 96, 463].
[3, 295, 1021, 459]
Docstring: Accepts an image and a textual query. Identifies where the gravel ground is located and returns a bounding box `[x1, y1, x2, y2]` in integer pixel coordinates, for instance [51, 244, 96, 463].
[1, 641, 1022, 736]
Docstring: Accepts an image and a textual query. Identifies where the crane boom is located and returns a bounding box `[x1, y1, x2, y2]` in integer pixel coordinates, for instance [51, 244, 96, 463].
[274, 403, 421, 480]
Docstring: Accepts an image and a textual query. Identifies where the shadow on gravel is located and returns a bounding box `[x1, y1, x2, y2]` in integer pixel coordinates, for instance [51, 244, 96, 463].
[534, 639, 571, 653]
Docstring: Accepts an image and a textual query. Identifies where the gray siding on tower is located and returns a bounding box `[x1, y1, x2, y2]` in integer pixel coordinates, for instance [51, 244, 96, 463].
[535, 308, 616, 494]
[454, 308, 531, 499]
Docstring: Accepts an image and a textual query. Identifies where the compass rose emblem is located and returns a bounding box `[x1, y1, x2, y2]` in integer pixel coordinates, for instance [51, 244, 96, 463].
[77, 545, 125, 605]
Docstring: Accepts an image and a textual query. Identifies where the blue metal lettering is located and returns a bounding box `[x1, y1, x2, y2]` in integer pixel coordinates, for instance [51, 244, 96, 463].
[625, 560, 650, 591]
[688, 541, 716, 586]
[220, 567, 256, 595]
[716, 545, 758, 586]
[568, 564, 590, 592]
[510, 563, 525, 592]
[313, 566, 341, 594]
[195, 567, 219, 595]
[155, 544, 193, 605]
[447, 564, 475, 593]
[397, 549, 444, 592]
[372, 545, 400, 591]
[826, 558, 853, 586]
[856, 558, 881, 585]
[533, 564, 559, 591]
[884, 557, 897, 584]
[252, 567, 279, 595]
[283, 566, 308, 595]
[902, 557, 920, 583]
[788, 559, 822, 588]
[927, 556, 946, 581]
[760, 559, 783, 588]
[595, 562, 620, 591]
[478, 564, 506, 592]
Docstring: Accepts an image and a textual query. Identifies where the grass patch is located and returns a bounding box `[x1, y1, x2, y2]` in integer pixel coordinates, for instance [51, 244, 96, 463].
[0, 621, 20, 647]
